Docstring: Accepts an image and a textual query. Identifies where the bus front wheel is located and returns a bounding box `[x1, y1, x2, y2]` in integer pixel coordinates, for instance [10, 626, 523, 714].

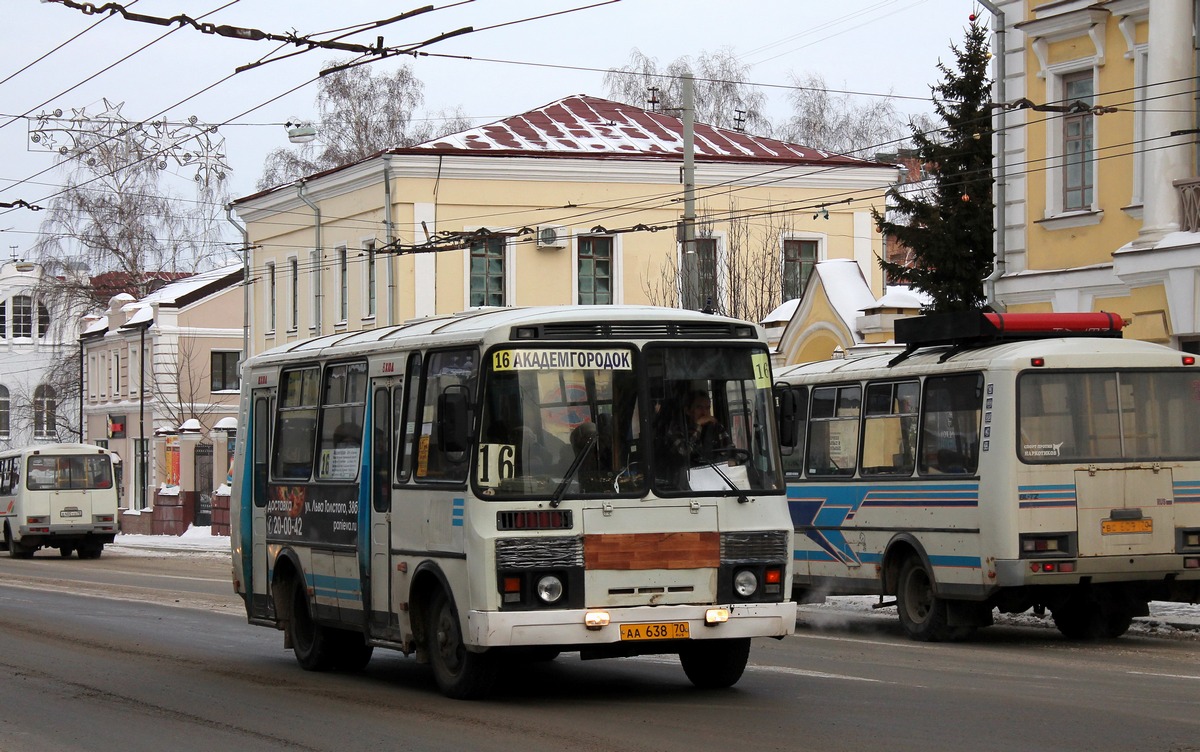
[679, 637, 751, 689]
[426, 589, 496, 700]
[896, 557, 968, 642]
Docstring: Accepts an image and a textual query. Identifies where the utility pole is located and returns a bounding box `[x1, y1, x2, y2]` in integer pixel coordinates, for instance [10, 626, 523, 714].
[681, 73, 698, 309]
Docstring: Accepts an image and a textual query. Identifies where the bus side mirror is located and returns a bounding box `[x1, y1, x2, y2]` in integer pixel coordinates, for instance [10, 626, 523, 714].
[776, 383, 799, 448]
[437, 386, 471, 454]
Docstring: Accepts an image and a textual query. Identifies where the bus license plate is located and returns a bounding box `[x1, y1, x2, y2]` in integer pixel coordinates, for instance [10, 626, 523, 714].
[59, 508, 83, 518]
[1101, 518, 1152, 534]
[620, 622, 690, 641]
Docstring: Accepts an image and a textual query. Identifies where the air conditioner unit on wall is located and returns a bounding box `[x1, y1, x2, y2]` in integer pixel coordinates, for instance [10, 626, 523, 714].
[536, 225, 568, 249]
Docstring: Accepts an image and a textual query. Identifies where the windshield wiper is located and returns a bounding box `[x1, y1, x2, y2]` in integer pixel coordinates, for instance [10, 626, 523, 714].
[698, 448, 750, 504]
[550, 434, 597, 508]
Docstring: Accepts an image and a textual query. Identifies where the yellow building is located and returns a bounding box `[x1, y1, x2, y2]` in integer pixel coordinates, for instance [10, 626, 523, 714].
[995, 0, 1199, 350]
[231, 95, 896, 357]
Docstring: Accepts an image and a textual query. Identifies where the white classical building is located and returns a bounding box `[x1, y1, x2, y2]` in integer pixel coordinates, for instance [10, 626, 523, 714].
[0, 259, 76, 450]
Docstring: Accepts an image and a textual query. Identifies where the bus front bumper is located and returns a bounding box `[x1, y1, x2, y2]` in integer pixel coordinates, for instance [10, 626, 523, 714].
[466, 601, 797, 648]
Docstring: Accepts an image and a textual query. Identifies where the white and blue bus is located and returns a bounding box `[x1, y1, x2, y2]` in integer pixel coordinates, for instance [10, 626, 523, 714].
[230, 306, 796, 698]
[776, 312, 1200, 641]
[1, 443, 119, 559]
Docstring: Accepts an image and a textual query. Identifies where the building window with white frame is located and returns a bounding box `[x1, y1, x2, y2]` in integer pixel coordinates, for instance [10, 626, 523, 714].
[0, 300, 6, 339]
[112, 352, 120, 395]
[783, 238, 819, 301]
[684, 237, 719, 310]
[289, 257, 299, 331]
[211, 350, 241, 392]
[365, 240, 377, 318]
[33, 384, 55, 438]
[266, 261, 276, 332]
[0, 385, 9, 438]
[469, 236, 505, 307]
[337, 245, 348, 322]
[310, 249, 321, 330]
[11, 295, 32, 338]
[577, 236, 613, 305]
[1063, 70, 1095, 212]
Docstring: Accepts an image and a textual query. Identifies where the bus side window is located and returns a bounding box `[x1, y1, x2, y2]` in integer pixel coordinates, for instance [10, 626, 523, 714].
[806, 385, 860, 477]
[919, 374, 983, 476]
[273, 367, 320, 480]
[396, 353, 421, 482]
[415, 348, 477, 483]
[861, 380, 919, 476]
[373, 386, 392, 512]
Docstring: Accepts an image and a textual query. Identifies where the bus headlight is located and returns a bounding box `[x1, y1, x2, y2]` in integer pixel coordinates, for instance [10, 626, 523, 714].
[536, 575, 564, 604]
[733, 569, 759, 598]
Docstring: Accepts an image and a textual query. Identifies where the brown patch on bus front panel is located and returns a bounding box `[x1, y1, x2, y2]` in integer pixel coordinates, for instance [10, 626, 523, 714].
[583, 532, 720, 570]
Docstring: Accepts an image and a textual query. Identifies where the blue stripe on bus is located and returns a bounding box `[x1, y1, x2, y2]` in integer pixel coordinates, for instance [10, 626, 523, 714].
[1173, 480, 1200, 504]
[787, 482, 979, 568]
[306, 572, 363, 601]
[452, 497, 465, 527]
[1018, 483, 1077, 509]
[794, 549, 980, 569]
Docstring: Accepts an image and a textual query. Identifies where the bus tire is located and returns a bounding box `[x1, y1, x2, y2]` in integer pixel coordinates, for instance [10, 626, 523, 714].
[6, 528, 33, 559]
[329, 632, 374, 672]
[896, 557, 966, 642]
[426, 589, 496, 700]
[679, 637, 751, 689]
[289, 580, 335, 671]
[78, 543, 103, 559]
[1052, 598, 1133, 640]
[59, 545, 74, 558]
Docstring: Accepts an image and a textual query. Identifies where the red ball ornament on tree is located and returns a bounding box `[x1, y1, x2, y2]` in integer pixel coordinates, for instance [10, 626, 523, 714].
[962, 194, 971, 202]
[969, 13, 976, 21]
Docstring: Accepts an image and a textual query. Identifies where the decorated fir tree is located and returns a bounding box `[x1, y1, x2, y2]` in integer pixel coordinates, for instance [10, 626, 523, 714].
[876, 19, 994, 311]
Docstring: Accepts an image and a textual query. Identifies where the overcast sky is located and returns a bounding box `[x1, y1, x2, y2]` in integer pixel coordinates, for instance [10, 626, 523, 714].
[1, 0, 982, 261]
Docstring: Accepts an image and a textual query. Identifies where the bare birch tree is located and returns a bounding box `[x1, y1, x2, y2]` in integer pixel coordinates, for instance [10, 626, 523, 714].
[258, 61, 473, 190]
[604, 48, 771, 133]
[642, 199, 795, 323]
[775, 72, 911, 157]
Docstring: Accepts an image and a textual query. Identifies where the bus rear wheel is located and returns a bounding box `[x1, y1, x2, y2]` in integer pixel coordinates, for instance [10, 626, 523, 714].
[1052, 597, 1134, 640]
[426, 589, 496, 700]
[77, 543, 103, 559]
[896, 557, 969, 642]
[679, 637, 751, 689]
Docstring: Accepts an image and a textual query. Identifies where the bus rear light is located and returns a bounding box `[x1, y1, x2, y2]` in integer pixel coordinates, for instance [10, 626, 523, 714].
[1030, 357, 1045, 367]
[584, 610, 610, 629]
[1020, 533, 1074, 557]
[1184, 557, 1199, 569]
[28, 527, 49, 533]
[26, 516, 48, 525]
[1184, 531, 1200, 547]
[1183, 355, 1196, 366]
[94, 514, 115, 523]
[1030, 561, 1076, 573]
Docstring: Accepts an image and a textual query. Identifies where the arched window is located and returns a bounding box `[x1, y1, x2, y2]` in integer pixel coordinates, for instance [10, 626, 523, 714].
[0, 385, 9, 437]
[34, 384, 56, 438]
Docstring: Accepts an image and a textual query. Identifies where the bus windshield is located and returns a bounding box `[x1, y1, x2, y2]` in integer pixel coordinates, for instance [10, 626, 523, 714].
[26, 454, 113, 491]
[1018, 369, 1200, 462]
[475, 344, 782, 498]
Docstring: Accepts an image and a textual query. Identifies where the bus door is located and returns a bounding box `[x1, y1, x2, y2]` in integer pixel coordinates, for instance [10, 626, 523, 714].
[364, 379, 400, 640]
[248, 389, 274, 620]
[1075, 467, 1176, 557]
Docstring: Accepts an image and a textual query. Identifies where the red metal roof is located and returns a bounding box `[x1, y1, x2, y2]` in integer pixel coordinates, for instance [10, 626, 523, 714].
[405, 94, 872, 166]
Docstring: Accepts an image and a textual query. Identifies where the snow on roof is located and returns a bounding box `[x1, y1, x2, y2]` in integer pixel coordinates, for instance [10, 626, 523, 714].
[815, 260, 877, 334]
[411, 95, 872, 166]
[871, 285, 932, 310]
[137, 262, 242, 307]
[761, 298, 800, 325]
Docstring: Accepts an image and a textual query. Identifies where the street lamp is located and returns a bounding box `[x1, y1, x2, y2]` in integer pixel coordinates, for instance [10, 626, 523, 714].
[285, 119, 317, 144]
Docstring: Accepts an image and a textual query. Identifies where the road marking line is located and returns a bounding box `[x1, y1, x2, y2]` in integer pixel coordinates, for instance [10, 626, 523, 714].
[1127, 671, 1200, 681]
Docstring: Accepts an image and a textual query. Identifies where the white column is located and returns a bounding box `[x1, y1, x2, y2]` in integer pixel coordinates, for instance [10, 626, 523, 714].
[1138, 0, 1194, 244]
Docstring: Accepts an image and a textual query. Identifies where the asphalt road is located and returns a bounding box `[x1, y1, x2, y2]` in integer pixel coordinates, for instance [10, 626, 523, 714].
[1, 549, 1198, 752]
